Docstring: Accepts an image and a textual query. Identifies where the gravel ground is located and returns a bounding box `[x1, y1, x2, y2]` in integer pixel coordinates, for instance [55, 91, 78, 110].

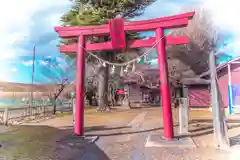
[84, 108, 236, 160]
[1, 107, 240, 160]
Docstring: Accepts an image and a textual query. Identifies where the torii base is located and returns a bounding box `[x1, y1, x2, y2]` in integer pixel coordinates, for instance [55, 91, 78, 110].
[145, 135, 196, 148]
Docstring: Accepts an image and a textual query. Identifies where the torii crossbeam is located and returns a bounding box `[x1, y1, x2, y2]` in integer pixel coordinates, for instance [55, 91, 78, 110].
[55, 11, 194, 140]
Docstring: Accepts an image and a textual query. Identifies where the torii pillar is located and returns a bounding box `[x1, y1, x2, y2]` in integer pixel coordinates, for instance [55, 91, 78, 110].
[156, 28, 173, 139]
[54, 11, 194, 140]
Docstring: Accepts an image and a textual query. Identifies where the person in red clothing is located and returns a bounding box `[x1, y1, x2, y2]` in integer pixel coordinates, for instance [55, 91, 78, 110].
[117, 89, 124, 95]
[116, 89, 125, 104]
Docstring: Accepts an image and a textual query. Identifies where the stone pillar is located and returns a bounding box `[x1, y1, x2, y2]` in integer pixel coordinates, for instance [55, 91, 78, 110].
[179, 98, 189, 135]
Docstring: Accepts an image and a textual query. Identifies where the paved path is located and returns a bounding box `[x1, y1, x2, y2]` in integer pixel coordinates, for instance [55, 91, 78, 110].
[79, 109, 233, 160]
[95, 112, 149, 160]
[2, 107, 240, 160]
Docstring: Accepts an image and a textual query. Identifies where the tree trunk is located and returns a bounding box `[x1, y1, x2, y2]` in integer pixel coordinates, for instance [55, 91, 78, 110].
[97, 52, 110, 111]
[53, 98, 57, 114]
[52, 86, 65, 114]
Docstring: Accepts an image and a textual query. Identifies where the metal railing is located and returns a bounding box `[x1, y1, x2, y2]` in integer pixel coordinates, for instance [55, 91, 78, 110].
[0, 101, 73, 125]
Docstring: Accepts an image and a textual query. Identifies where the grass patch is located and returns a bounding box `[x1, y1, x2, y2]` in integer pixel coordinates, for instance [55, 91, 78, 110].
[0, 106, 7, 110]
[0, 107, 144, 159]
[56, 111, 72, 117]
[0, 125, 62, 159]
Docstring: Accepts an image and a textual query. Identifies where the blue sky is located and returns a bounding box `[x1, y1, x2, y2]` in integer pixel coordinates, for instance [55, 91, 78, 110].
[0, 0, 239, 84]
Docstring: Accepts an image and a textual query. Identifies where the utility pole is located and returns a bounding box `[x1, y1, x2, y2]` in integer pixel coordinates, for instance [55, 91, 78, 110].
[209, 51, 229, 149]
[29, 45, 36, 116]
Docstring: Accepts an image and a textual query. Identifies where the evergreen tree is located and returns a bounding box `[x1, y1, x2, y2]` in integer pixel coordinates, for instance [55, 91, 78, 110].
[60, 0, 155, 110]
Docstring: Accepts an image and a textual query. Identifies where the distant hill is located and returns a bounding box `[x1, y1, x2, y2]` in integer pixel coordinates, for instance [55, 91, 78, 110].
[0, 82, 75, 99]
[0, 82, 59, 92]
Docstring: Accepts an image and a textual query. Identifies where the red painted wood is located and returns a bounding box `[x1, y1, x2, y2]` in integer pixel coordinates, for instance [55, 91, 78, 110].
[156, 28, 173, 140]
[59, 36, 189, 53]
[55, 11, 195, 141]
[56, 18, 189, 37]
[57, 28, 108, 37]
[128, 36, 188, 47]
[75, 35, 85, 136]
[125, 18, 188, 32]
[54, 12, 194, 31]
[109, 18, 126, 50]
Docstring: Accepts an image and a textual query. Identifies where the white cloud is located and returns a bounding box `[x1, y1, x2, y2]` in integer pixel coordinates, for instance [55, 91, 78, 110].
[56, 57, 69, 69]
[0, 0, 70, 60]
[7, 60, 16, 64]
[133, 0, 180, 20]
[0, 66, 10, 82]
[56, 57, 65, 63]
[0, 49, 16, 60]
[226, 41, 240, 56]
[202, 0, 240, 56]
[133, 0, 200, 21]
[203, 0, 240, 35]
[22, 60, 33, 66]
[49, 39, 58, 46]
[39, 60, 49, 66]
[0, 74, 9, 82]
[219, 41, 240, 55]
[11, 68, 17, 72]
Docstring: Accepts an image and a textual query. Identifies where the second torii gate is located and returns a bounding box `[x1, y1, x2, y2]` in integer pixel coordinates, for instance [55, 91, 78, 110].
[55, 11, 194, 140]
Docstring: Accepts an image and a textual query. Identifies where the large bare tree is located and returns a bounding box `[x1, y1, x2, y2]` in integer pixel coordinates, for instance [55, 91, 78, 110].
[167, 6, 224, 82]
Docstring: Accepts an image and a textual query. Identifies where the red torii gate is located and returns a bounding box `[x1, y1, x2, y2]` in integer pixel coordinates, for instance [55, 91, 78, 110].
[55, 12, 194, 140]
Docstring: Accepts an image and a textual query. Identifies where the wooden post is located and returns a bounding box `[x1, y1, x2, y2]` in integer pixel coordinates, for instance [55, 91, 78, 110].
[209, 51, 229, 148]
[179, 98, 189, 134]
[3, 107, 9, 126]
[43, 105, 46, 115]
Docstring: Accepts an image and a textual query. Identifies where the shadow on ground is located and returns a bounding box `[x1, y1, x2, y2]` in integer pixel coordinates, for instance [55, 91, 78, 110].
[230, 134, 240, 146]
[86, 127, 162, 137]
[175, 119, 240, 141]
[0, 124, 111, 160]
[35, 118, 240, 143]
[85, 125, 132, 132]
[82, 120, 240, 139]
[1, 116, 240, 160]
[190, 119, 240, 124]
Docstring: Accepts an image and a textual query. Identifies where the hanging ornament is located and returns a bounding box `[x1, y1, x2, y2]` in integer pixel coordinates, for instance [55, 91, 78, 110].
[97, 60, 102, 68]
[138, 57, 145, 64]
[124, 64, 129, 72]
[132, 63, 136, 72]
[120, 66, 124, 76]
[144, 55, 147, 63]
[111, 65, 115, 74]
[102, 61, 106, 67]
[137, 58, 141, 63]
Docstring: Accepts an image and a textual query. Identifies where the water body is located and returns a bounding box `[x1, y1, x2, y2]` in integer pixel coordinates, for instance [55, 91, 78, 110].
[0, 99, 72, 109]
[0, 99, 26, 107]
[0, 99, 54, 108]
